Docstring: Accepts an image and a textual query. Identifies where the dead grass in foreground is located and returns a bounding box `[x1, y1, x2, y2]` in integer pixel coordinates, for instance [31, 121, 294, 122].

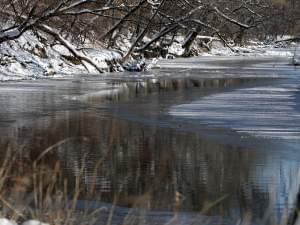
[0, 142, 295, 225]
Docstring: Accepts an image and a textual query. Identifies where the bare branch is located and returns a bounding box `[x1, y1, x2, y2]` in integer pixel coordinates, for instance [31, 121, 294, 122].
[214, 6, 250, 29]
[100, 0, 147, 40]
[38, 24, 104, 73]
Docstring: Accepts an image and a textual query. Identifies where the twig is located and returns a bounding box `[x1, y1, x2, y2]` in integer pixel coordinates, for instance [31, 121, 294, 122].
[0, 195, 26, 219]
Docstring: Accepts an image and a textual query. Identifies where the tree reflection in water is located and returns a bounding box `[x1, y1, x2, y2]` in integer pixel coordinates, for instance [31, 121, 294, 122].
[0, 77, 299, 225]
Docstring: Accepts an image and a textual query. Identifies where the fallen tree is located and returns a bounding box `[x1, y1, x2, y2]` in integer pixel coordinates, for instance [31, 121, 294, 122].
[0, 0, 299, 68]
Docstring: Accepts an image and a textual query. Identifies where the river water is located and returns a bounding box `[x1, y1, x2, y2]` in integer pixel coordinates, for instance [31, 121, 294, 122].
[0, 55, 299, 225]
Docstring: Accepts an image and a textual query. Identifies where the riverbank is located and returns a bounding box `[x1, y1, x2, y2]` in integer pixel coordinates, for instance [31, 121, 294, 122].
[0, 30, 123, 81]
[0, 219, 49, 225]
[0, 29, 297, 81]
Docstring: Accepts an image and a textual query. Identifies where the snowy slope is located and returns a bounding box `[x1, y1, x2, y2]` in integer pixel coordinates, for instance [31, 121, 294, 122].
[0, 30, 122, 81]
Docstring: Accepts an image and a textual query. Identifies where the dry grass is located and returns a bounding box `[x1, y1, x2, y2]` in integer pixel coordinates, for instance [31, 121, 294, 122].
[0, 142, 106, 225]
[0, 141, 294, 225]
[0, 143, 230, 225]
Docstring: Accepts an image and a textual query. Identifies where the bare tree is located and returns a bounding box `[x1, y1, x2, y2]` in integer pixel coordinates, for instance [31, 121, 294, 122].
[0, 0, 299, 67]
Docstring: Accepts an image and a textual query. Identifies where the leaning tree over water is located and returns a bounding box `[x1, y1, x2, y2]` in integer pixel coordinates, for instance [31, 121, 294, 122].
[0, 0, 299, 60]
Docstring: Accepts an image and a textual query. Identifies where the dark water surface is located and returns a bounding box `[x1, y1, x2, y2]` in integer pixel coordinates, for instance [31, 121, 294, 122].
[0, 56, 299, 225]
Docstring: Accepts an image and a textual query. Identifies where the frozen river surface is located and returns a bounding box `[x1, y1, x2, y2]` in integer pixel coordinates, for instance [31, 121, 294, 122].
[0, 54, 299, 225]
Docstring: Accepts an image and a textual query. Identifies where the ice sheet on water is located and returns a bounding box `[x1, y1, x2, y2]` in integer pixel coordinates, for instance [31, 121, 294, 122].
[169, 83, 300, 140]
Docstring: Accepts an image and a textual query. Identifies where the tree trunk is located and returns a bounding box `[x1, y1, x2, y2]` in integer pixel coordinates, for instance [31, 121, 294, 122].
[38, 25, 104, 73]
[122, 0, 166, 62]
[101, 0, 147, 40]
[182, 30, 198, 57]
[136, 23, 178, 52]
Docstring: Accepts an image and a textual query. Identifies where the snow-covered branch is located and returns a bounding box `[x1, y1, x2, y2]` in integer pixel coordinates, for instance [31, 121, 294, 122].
[100, 0, 147, 40]
[213, 6, 250, 29]
[38, 24, 104, 73]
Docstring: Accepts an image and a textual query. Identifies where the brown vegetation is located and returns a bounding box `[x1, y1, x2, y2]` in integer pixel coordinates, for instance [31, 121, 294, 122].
[0, 0, 299, 62]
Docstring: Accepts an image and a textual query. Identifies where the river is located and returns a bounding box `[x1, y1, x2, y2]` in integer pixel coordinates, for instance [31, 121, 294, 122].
[0, 55, 299, 225]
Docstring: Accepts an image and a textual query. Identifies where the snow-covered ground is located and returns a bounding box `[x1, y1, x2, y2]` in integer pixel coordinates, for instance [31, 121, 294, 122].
[0, 30, 122, 81]
[0, 30, 298, 81]
[0, 219, 49, 225]
[153, 36, 296, 58]
[205, 44, 295, 57]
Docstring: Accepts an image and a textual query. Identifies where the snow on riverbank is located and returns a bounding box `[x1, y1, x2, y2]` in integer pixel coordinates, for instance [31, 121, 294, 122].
[205, 45, 294, 57]
[0, 30, 122, 81]
[154, 35, 296, 58]
[0, 219, 49, 225]
[0, 29, 297, 82]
